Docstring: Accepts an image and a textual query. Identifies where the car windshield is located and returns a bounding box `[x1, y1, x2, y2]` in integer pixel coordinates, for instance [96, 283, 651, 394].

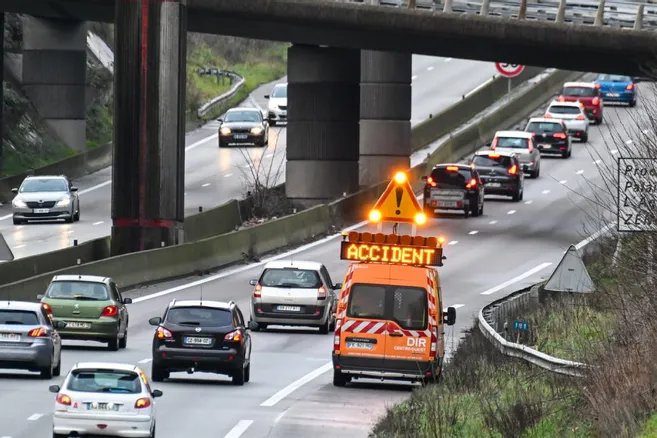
[260, 268, 322, 288]
[548, 106, 582, 115]
[0, 310, 39, 325]
[597, 74, 632, 82]
[495, 137, 529, 149]
[347, 284, 428, 330]
[526, 122, 563, 133]
[472, 155, 513, 168]
[45, 281, 109, 301]
[224, 111, 260, 123]
[165, 307, 232, 327]
[562, 87, 596, 97]
[67, 370, 142, 394]
[271, 85, 287, 98]
[20, 179, 68, 193]
[430, 168, 469, 189]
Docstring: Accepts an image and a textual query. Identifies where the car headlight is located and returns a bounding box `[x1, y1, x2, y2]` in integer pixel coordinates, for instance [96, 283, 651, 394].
[12, 199, 26, 208]
[269, 104, 278, 111]
[220, 127, 231, 136]
[56, 198, 70, 207]
[250, 127, 263, 135]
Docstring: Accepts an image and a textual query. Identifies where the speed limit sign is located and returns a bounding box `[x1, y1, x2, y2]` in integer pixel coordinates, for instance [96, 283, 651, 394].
[495, 62, 525, 78]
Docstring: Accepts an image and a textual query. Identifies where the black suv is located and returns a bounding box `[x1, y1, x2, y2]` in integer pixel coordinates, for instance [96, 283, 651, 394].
[469, 151, 524, 202]
[422, 163, 485, 218]
[149, 299, 254, 385]
[524, 117, 571, 158]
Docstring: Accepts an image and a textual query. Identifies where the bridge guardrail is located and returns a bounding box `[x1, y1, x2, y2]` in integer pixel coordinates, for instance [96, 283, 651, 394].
[196, 70, 245, 118]
[478, 283, 589, 377]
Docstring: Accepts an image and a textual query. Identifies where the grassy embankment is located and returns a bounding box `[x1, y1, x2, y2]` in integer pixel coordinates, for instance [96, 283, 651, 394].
[371, 234, 657, 438]
[0, 33, 287, 178]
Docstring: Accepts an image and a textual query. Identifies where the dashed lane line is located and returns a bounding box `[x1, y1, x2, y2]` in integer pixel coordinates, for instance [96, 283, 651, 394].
[224, 420, 254, 438]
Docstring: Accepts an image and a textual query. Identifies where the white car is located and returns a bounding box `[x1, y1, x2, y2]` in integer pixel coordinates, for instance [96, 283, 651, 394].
[50, 362, 162, 438]
[490, 130, 541, 178]
[544, 101, 589, 142]
[264, 83, 287, 126]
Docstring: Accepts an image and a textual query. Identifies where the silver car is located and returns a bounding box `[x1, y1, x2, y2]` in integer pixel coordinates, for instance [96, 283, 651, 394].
[0, 301, 66, 378]
[248, 260, 341, 334]
[490, 130, 542, 178]
[264, 83, 287, 126]
[544, 101, 590, 142]
[11, 175, 80, 225]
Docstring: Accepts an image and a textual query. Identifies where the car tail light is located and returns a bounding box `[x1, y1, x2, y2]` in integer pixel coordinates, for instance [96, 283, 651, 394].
[317, 285, 327, 300]
[156, 327, 172, 339]
[426, 176, 436, 187]
[135, 398, 151, 409]
[592, 97, 600, 106]
[530, 132, 536, 137]
[508, 164, 518, 175]
[488, 152, 501, 158]
[544, 113, 553, 118]
[594, 82, 601, 89]
[560, 146, 567, 151]
[28, 327, 48, 337]
[42, 303, 52, 315]
[576, 114, 586, 120]
[100, 306, 118, 317]
[627, 83, 634, 91]
[553, 132, 567, 140]
[253, 282, 262, 298]
[490, 138, 498, 150]
[465, 178, 477, 189]
[446, 166, 459, 172]
[224, 330, 242, 342]
[527, 140, 534, 153]
[56, 394, 72, 406]
[429, 328, 437, 359]
[558, 96, 565, 102]
[333, 320, 342, 353]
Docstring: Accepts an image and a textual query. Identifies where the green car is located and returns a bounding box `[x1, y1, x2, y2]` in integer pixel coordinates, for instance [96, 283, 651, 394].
[38, 275, 131, 351]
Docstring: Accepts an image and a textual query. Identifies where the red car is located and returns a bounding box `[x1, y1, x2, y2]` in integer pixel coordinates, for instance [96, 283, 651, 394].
[557, 81, 603, 125]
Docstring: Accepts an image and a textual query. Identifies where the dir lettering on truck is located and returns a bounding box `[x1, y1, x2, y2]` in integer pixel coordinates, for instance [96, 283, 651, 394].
[331, 172, 456, 388]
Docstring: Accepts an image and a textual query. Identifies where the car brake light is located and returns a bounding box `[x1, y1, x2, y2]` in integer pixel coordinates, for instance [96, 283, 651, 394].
[253, 282, 262, 298]
[429, 328, 437, 359]
[488, 152, 501, 158]
[594, 82, 600, 89]
[100, 306, 118, 317]
[465, 178, 477, 189]
[508, 164, 518, 175]
[224, 330, 242, 342]
[553, 132, 567, 140]
[544, 113, 552, 118]
[575, 114, 586, 120]
[627, 83, 634, 91]
[156, 327, 172, 339]
[426, 176, 436, 187]
[28, 327, 48, 337]
[317, 285, 327, 300]
[490, 138, 498, 150]
[334, 320, 342, 353]
[42, 303, 52, 315]
[446, 166, 459, 172]
[135, 398, 151, 409]
[558, 96, 565, 102]
[56, 394, 71, 406]
[592, 97, 600, 106]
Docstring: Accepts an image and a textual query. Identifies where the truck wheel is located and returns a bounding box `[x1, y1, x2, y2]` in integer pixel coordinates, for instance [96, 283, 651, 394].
[333, 369, 349, 387]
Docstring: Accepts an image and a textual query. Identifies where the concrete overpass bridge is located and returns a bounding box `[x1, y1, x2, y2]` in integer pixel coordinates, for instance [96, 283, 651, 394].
[1, 0, 656, 255]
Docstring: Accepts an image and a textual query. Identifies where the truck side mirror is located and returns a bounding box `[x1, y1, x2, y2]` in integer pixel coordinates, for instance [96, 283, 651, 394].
[443, 307, 456, 326]
[11, 188, 18, 194]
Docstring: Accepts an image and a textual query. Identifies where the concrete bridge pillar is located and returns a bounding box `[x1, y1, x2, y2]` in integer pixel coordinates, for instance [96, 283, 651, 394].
[22, 17, 87, 151]
[111, 0, 187, 255]
[359, 50, 412, 187]
[286, 45, 360, 206]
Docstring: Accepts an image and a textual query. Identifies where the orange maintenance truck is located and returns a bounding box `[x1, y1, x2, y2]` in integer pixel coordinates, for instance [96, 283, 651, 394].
[331, 172, 456, 387]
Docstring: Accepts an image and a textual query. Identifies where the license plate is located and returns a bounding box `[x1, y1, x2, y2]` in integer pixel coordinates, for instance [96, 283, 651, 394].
[184, 336, 212, 345]
[347, 341, 374, 350]
[233, 134, 248, 139]
[66, 322, 91, 329]
[0, 333, 20, 342]
[33, 208, 49, 214]
[87, 403, 119, 411]
[486, 182, 501, 188]
[277, 305, 301, 312]
[539, 143, 551, 149]
[436, 201, 458, 208]
[607, 92, 619, 97]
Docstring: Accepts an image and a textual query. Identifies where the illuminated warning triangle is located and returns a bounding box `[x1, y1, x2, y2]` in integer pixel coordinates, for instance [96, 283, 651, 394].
[372, 176, 423, 224]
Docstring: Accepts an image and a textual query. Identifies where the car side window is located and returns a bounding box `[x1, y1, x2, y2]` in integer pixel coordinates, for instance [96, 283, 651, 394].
[320, 266, 333, 288]
[235, 308, 245, 327]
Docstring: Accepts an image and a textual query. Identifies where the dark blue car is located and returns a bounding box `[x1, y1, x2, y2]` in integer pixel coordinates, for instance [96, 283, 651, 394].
[594, 74, 636, 107]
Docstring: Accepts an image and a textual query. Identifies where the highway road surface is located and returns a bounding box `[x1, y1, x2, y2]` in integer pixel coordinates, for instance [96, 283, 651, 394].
[0, 55, 496, 260]
[0, 82, 648, 438]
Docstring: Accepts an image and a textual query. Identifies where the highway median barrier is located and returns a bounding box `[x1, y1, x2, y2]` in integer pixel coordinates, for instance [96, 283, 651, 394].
[0, 66, 576, 294]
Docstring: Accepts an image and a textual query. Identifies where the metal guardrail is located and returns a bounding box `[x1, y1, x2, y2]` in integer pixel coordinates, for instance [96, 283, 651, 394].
[197, 70, 246, 118]
[477, 283, 590, 377]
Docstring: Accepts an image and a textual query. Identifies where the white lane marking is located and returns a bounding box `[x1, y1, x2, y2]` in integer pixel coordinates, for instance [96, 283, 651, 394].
[489, 220, 498, 224]
[131, 220, 370, 304]
[575, 223, 613, 250]
[201, 183, 211, 187]
[186, 133, 219, 152]
[480, 262, 553, 295]
[450, 304, 465, 309]
[411, 75, 418, 80]
[524, 200, 533, 205]
[248, 94, 264, 112]
[27, 413, 43, 421]
[138, 358, 152, 364]
[559, 180, 567, 184]
[593, 160, 602, 165]
[542, 190, 550, 194]
[93, 221, 104, 226]
[265, 153, 273, 158]
[427, 66, 434, 71]
[447, 240, 458, 245]
[243, 163, 252, 168]
[507, 210, 516, 215]
[274, 409, 288, 424]
[643, 129, 650, 135]
[468, 230, 478, 235]
[625, 139, 633, 145]
[610, 149, 618, 155]
[78, 180, 112, 195]
[224, 420, 254, 438]
[444, 58, 453, 62]
[0, 213, 12, 220]
[576, 170, 584, 175]
[261, 362, 332, 407]
[224, 173, 233, 178]
[14, 244, 25, 249]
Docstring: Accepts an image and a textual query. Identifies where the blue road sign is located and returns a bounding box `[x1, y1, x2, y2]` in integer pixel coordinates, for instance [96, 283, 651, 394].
[513, 320, 529, 331]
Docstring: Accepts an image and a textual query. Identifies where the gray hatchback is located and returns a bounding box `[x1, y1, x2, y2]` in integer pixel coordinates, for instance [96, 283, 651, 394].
[0, 301, 66, 378]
